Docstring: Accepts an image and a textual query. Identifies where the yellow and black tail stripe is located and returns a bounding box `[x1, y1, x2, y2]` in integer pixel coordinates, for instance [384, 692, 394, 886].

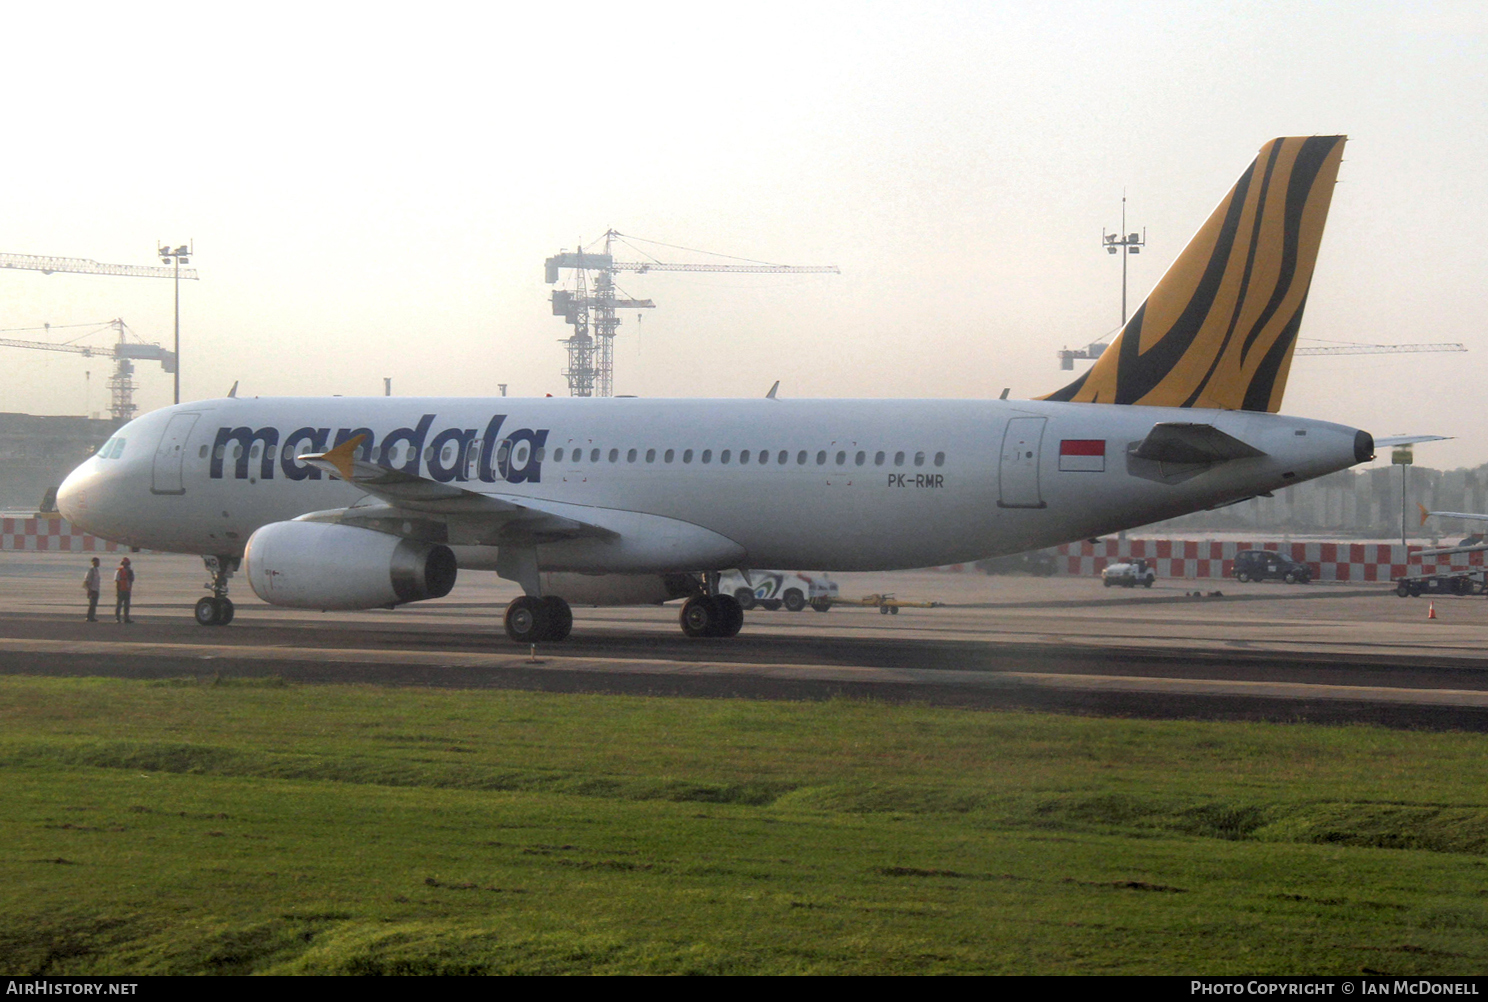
[1043, 135, 1346, 413]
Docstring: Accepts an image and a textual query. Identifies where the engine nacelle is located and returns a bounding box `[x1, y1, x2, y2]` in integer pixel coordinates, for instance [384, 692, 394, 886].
[245, 521, 457, 610]
[539, 572, 699, 607]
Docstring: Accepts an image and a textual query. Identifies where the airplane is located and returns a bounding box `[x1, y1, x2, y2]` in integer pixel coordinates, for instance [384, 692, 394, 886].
[59, 135, 1381, 643]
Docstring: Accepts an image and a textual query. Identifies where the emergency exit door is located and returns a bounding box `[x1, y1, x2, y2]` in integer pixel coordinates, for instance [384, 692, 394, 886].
[151, 413, 199, 495]
[998, 417, 1046, 509]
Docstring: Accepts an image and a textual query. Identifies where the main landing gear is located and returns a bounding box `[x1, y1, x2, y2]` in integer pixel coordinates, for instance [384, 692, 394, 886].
[679, 593, 744, 638]
[503, 595, 573, 643]
[195, 555, 238, 627]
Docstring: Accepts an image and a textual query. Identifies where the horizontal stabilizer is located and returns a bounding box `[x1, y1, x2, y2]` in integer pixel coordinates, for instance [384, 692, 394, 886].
[1375, 434, 1452, 448]
[1131, 423, 1266, 465]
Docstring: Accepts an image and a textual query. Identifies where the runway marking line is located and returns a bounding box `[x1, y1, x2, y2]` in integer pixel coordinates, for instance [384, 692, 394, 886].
[3, 637, 1488, 709]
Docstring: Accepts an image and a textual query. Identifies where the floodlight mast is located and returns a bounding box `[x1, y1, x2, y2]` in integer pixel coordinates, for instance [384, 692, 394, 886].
[1103, 193, 1146, 326]
[158, 242, 193, 405]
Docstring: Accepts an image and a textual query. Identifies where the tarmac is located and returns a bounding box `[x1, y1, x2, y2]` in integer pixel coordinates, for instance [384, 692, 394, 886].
[5, 552, 1488, 729]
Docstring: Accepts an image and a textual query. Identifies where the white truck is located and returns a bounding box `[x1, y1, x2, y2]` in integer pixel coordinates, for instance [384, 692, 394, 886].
[1101, 558, 1156, 588]
[719, 570, 838, 612]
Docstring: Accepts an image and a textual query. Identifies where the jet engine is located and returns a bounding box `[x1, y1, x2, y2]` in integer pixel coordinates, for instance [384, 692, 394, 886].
[245, 521, 457, 609]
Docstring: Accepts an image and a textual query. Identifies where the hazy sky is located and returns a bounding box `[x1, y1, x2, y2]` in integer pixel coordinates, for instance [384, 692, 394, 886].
[2, 1, 1484, 468]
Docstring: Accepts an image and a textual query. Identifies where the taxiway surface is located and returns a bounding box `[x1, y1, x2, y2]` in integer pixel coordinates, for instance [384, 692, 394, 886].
[4, 553, 1488, 729]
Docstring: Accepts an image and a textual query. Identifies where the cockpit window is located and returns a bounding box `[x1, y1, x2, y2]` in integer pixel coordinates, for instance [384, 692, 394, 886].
[97, 438, 127, 459]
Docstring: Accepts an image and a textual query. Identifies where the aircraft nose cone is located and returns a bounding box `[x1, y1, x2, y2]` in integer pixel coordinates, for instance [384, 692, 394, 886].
[55, 466, 87, 524]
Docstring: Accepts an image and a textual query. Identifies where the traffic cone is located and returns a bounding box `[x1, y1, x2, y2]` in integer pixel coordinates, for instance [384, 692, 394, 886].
[1428, 602, 1437, 620]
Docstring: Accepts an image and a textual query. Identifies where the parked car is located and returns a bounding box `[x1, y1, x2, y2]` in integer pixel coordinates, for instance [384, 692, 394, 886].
[1101, 558, 1155, 588]
[1232, 549, 1311, 584]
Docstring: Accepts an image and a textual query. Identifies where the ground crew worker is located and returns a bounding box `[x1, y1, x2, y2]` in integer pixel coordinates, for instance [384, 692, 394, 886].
[114, 557, 135, 623]
[83, 557, 101, 621]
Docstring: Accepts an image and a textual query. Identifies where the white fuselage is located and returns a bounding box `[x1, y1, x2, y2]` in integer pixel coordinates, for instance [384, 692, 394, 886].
[57, 396, 1365, 573]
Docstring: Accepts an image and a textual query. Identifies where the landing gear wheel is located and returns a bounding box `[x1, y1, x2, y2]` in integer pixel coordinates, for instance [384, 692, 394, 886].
[680, 595, 718, 638]
[783, 588, 806, 612]
[540, 597, 573, 641]
[714, 595, 744, 637]
[217, 599, 235, 625]
[733, 588, 756, 611]
[194, 597, 219, 626]
[504, 596, 551, 643]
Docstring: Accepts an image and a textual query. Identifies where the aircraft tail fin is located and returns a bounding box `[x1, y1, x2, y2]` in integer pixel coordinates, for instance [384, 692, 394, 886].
[1043, 135, 1346, 412]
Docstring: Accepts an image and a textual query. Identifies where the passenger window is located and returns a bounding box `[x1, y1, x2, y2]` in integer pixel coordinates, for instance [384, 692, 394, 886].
[721, 450, 731, 464]
[701, 449, 712, 464]
[554, 448, 565, 461]
[627, 448, 637, 463]
[590, 448, 600, 462]
[513, 443, 529, 466]
[740, 450, 751, 464]
[835, 451, 846, 465]
[214, 444, 226, 460]
[646, 448, 656, 463]
[759, 451, 768, 465]
[664, 449, 675, 463]
[855, 451, 865, 466]
[608, 448, 618, 462]
[816, 451, 826, 465]
[894, 451, 905, 467]
[914, 451, 925, 467]
[777, 450, 788, 464]
[796, 450, 806, 465]
[875, 451, 885, 466]
[934, 451, 945, 467]
[496, 443, 510, 465]
[250, 443, 262, 459]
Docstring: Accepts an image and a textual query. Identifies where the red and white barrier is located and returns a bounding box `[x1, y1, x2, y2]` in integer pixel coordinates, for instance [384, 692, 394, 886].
[1054, 539, 1484, 582]
[0, 515, 124, 552]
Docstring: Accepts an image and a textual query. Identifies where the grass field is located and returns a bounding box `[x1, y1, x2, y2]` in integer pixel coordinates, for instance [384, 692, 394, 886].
[2, 674, 1487, 975]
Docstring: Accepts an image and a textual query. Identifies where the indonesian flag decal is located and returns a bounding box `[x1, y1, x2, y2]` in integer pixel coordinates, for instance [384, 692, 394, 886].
[1059, 439, 1106, 472]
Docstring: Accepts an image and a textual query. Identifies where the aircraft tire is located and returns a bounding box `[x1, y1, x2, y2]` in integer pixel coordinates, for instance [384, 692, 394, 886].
[733, 588, 756, 610]
[680, 595, 718, 638]
[714, 595, 744, 637]
[218, 599, 235, 625]
[194, 597, 219, 627]
[783, 588, 806, 612]
[505, 596, 551, 644]
[541, 597, 573, 641]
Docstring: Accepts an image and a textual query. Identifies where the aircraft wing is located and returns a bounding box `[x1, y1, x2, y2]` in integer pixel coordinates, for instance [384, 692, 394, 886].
[298, 436, 611, 542]
[1419, 502, 1488, 526]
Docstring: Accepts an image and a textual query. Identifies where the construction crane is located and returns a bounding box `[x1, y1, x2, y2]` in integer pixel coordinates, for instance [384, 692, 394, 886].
[0, 252, 197, 281]
[1058, 339, 1466, 369]
[0, 319, 174, 420]
[544, 229, 839, 397]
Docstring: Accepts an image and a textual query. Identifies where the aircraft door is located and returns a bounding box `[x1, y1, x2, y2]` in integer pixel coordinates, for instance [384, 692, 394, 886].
[151, 413, 199, 495]
[998, 417, 1046, 509]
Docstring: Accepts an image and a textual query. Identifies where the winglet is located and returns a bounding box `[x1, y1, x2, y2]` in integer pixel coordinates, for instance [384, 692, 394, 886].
[306, 434, 366, 481]
[766, 380, 780, 399]
[1420, 502, 1432, 527]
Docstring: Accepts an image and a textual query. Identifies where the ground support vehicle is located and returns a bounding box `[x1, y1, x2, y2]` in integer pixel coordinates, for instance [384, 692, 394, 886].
[1232, 549, 1312, 584]
[719, 570, 838, 613]
[1101, 558, 1156, 588]
[1394, 572, 1483, 598]
[828, 593, 944, 615]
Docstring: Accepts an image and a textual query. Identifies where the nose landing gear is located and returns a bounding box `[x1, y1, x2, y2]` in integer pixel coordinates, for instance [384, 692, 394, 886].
[196, 555, 238, 626]
[680, 594, 744, 638]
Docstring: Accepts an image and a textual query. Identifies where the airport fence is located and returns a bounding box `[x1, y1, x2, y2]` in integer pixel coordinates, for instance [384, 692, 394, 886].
[0, 514, 126, 552]
[1052, 539, 1484, 583]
